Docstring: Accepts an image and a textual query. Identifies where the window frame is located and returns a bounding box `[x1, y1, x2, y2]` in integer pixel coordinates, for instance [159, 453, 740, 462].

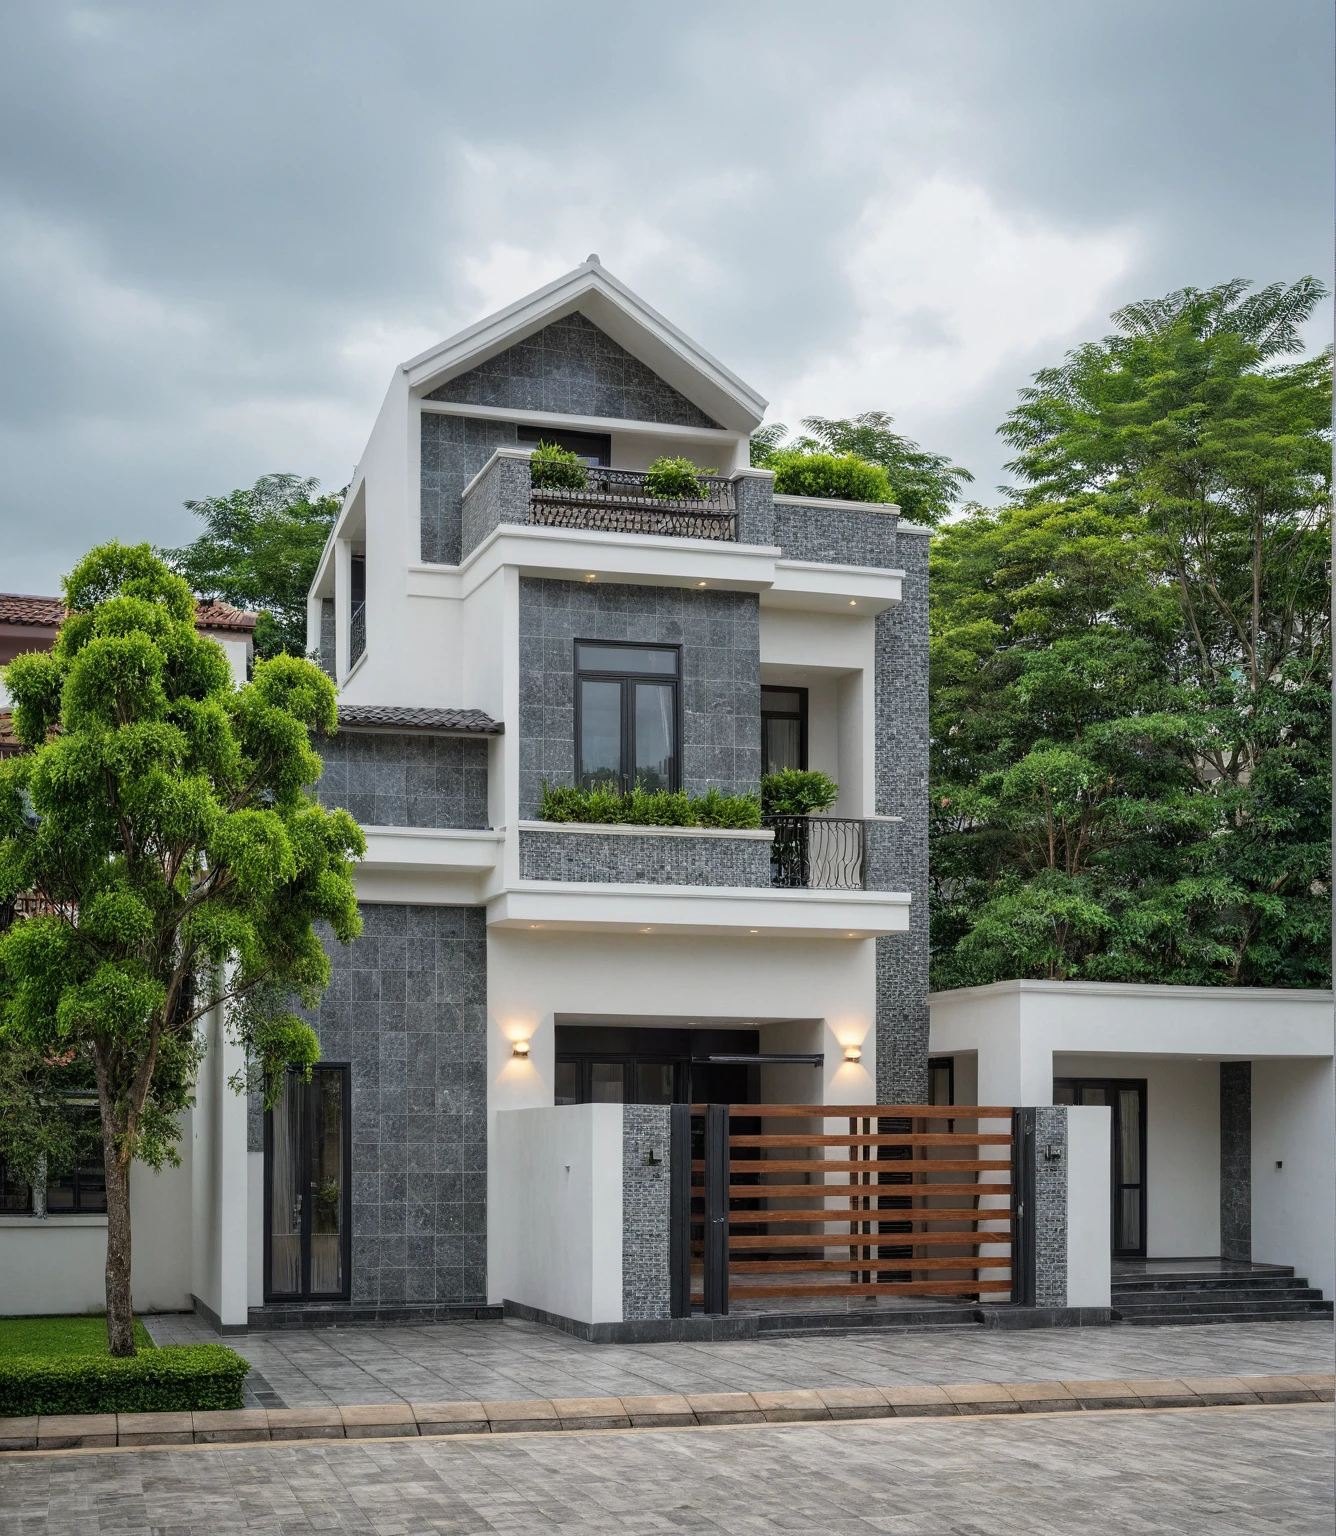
[574, 639, 683, 794]
[761, 685, 808, 774]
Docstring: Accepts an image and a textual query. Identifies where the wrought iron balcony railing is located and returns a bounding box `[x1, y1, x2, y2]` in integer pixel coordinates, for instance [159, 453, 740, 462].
[765, 815, 866, 890]
[349, 600, 366, 667]
[529, 465, 737, 541]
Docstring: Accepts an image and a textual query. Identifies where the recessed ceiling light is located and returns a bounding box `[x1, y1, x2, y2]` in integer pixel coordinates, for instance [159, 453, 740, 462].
[697, 580, 707, 587]
[748, 929, 759, 934]
[641, 927, 652, 933]
[586, 573, 597, 581]
[849, 599, 857, 606]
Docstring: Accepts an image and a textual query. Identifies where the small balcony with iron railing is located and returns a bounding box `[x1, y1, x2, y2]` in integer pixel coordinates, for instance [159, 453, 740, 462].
[764, 815, 866, 890]
[529, 465, 737, 542]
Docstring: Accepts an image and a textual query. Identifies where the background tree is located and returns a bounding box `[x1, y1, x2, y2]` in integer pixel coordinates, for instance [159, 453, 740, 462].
[752, 411, 973, 526]
[0, 543, 364, 1355]
[163, 474, 343, 659]
[931, 278, 1331, 989]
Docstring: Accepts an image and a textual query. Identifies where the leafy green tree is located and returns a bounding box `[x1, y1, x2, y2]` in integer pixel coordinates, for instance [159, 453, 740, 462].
[752, 412, 973, 526]
[931, 278, 1331, 989]
[0, 543, 364, 1355]
[163, 474, 343, 659]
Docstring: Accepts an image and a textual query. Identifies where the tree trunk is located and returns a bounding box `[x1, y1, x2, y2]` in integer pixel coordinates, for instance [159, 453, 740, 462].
[102, 1129, 136, 1356]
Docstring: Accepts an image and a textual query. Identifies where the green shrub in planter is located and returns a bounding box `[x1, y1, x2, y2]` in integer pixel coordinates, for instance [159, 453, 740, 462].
[761, 769, 840, 816]
[529, 440, 589, 491]
[644, 456, 713, 500]
[769, 450, 893, 504]
[0, 1344, 250, 1416]
[539, 780, 761, 829]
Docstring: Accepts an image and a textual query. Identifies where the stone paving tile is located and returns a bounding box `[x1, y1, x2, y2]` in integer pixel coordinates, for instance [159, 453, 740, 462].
[144, 1311, 1334, 1410]
[0, 1405, 1330, 1533]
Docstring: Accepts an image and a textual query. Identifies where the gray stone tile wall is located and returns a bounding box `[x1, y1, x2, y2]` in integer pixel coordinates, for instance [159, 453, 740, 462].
[426, 312, 721, 430]
[621, 1104, 671, 1321]
[519, 827, 771, 886]
[460, 452, 532, 560]
[1033, 1106, 1069, 1308]
[517, 578, 761, 819]
[870, 531, 931, 1105]
[298, 904, 488, 1307]
[773, 500, 901, 569]
[319, 599, 335, 677]
[420, 413, 518, 565]
[1220, 1061, 1252, 1262]
[315, 731, 489, 829]
[734, 471, 775, 547]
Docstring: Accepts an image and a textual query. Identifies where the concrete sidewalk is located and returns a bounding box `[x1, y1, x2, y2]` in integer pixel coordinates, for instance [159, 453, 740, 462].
[143, 1312, 1334, 1410]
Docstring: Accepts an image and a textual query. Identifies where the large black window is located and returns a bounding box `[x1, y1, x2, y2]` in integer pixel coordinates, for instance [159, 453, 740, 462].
[516, 426, 610, 466]
[0, 1100, 107, 1214]
[576, 642, 681, 792]
[761, 686, 807, 774]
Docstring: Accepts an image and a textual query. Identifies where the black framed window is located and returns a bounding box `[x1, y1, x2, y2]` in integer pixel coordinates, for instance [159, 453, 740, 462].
[576, 641, 681, 793]
[927, 1056, 955, 1107]
[516, 426, 610, 466]
[0, 1155, 32, 1213]
[761, 686, 807, 774]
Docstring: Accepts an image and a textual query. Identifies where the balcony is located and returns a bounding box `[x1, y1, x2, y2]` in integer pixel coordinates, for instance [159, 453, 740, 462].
[529, 465, 737, 542]
[765, 816, 866, 890]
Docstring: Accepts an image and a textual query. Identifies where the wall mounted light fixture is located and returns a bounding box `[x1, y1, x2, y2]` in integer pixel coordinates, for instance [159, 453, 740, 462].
[844, 1044, 862, 1063]
[511, 1039, 531, 1058]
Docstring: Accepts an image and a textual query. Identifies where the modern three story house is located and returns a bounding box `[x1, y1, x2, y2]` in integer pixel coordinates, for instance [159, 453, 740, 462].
[276, 257, 933, 1325]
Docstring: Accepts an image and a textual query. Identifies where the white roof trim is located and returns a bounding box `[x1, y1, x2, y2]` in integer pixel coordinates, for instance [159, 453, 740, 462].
[401, 259, 767, 433]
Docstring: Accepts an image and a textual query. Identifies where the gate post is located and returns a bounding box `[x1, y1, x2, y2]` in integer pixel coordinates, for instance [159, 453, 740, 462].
[703, 1103, 729, 1315]
[1012, 1108, 1037, 1307]
[669, 1103, 692, 1318]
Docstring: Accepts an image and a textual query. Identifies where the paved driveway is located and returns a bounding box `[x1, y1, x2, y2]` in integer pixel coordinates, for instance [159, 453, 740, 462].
[145, 1312, 1334, 1409]
[3, 1404, 1332, 1534]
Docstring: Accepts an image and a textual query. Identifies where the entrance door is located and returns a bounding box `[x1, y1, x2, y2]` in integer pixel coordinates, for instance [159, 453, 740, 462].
[1053, 1078, 1147, 1257]
[264, 1064, 351, 1302]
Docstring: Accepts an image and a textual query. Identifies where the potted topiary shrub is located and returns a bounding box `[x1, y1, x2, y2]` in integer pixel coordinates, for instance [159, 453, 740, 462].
[760, 769, 840, 887]
[529, 440, 589, 491]
[644, 455, 713, 501]
[769, 450, 893, 504]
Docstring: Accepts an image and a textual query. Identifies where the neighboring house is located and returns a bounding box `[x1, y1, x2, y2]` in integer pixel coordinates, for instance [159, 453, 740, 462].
[929, 980, 1334, 1316]
[1, 259, 933, 1329]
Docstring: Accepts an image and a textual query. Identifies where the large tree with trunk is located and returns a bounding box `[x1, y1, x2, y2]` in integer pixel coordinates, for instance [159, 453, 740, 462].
[0, 543, 363, 1355]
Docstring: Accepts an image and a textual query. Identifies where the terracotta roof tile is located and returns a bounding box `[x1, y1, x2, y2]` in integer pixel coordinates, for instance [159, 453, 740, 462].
[0, 594, 257, 632]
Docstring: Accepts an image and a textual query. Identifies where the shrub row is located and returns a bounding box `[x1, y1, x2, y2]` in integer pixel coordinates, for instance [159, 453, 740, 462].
[538, 781, 761, 829]
[769, 450, 894, 504]
[0, 1345, 250, 1416]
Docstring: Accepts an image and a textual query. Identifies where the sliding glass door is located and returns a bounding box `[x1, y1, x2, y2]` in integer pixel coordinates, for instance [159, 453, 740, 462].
[264, 1064, 351, 1302]
[1053, 1077, 1147, 1257]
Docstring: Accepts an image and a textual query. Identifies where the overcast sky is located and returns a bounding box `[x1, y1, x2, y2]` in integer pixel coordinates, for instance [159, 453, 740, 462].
[1, 0, 1331, 594]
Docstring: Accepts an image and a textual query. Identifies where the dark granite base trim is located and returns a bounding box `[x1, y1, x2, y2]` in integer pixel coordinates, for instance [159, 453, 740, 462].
[247, 1302, 503, 1331]
[191, 1293, 248, 1336]
[504, 1299, 758, 1343]
[978, 1306, 1114, 1331]
[505, 1299, 1115, 1343]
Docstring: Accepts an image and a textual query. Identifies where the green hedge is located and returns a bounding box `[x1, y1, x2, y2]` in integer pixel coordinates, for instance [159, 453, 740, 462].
[0, 1344, 250, 1416]
[769, 450, 893, 504]
[539, 781, 761, 829]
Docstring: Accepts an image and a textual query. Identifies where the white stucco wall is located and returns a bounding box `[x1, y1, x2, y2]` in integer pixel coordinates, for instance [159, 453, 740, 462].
[0, 1153, 194, 1317]
[491, 1104, 623, 1321]
[1252, 1058, 1334, 1298]
[1066, 1106, 1111, 1307]
[190, 1003, 250, 1326]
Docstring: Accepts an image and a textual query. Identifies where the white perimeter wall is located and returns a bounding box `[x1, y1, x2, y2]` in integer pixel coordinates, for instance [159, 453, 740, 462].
[1252, 1058, 1334, 1297]
[491, 1104, 623, 1323]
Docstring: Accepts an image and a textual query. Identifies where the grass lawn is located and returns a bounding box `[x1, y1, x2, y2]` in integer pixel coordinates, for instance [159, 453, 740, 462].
[0, 1315, 156, 1358]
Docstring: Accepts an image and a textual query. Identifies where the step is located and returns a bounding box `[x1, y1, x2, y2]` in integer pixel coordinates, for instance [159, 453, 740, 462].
[1114, 1301, 1332, 1324]
[1113, 1287, 1326, 1308]
[1112, 1271, 1298, 1292]
[1117, 1306, 1333, 1327]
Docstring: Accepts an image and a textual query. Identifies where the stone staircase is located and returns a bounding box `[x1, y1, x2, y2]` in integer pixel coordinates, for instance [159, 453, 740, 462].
[1111, 1263, 1333, 1326]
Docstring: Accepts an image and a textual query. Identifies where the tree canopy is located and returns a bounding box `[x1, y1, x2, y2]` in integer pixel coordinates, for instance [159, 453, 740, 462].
[930, 278, 1331, 990]
[751, 411, 973, 526]
[163, 473, 342, 659]
[0, 543, 363, 1353]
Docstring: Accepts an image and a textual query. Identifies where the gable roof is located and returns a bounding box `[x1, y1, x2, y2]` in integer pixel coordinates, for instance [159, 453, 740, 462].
[402, 257, 767, 433]
[0, 593, 257, 636]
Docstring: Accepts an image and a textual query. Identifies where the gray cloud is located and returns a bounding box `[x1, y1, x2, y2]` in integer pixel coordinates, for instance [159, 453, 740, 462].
[0, 0, 1329, 590]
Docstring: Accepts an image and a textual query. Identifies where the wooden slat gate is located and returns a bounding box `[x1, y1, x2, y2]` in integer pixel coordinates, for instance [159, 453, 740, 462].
[679, 1103, 1017, 1314]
